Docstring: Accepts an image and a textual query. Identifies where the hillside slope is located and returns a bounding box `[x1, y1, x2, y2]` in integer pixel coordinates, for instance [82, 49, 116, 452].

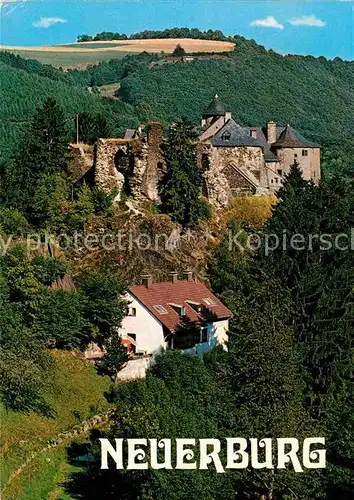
[0, 38, 234, 69]
[1, 350, 111, 498]
[1, 35, 353, 173]
[118, 41, 354, 146]
[0, 59, 139, 159]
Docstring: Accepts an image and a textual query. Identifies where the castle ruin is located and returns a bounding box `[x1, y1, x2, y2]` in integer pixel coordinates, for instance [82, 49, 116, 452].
[72, 95, 321, 208]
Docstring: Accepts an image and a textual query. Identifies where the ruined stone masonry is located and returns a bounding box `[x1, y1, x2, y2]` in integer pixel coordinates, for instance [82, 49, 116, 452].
[71, 95, 321, 208]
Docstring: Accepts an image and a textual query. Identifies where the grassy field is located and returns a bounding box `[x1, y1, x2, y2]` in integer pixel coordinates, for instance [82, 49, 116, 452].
[3, 444, 80, 500]
[98, 82, 120, 99]
[0, 350, 111, 498]
[0, 49, 131, 69]
[0, 38, 235, 69]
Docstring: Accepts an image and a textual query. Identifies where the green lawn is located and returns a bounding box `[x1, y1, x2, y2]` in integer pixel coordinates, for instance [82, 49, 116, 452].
[3, 444, 80, 500]
[1, 350, 111, 497]
[98, 82, 121, 99]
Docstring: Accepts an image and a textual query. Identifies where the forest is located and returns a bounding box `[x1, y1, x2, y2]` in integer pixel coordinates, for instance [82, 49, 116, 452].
[0, 30, 353, 498]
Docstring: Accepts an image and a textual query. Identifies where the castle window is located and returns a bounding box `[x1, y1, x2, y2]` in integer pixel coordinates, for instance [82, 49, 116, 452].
[115, 149, 128, 172]
[157, 162, 164, 170]
[277, 169, 282, 176]
[201, 153, 210, 170]
[271, 179, 274, 184]
[302, 150, 308, 157]
[221, 131, 231, 141]
[275, 178, 278, 184]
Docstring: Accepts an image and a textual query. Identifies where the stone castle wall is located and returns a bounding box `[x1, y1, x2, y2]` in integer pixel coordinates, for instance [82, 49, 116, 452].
[76, 121, 320, 210]
[277, 147, 321, 183]
[93, 123, 165, 202]
[199, 145, 270, 204]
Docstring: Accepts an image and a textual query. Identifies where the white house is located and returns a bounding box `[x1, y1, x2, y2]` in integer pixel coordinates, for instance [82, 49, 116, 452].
[84, 272, 232, 380]
[115, 271, 232, 379]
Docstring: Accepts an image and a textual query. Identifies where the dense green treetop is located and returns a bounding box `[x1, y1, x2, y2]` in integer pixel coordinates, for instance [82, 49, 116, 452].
[77, 27, 232, 43]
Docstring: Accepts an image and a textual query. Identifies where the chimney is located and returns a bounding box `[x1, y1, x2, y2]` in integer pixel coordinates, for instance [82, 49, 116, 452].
[267, 121, 277, 144]
[141, 274, 152, 288]
[183, 271, 193, 282]
[168, 271, 178, 283]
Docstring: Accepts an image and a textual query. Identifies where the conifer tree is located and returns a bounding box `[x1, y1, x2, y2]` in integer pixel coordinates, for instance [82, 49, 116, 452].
[160, 120, 204, 226]
[261, 170, 353, 415]
[4, 98, 70, 213]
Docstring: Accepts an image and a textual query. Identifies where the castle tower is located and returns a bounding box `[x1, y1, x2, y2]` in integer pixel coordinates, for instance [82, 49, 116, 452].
[201, 94, 231, 129]
[272, 124, 321, 183]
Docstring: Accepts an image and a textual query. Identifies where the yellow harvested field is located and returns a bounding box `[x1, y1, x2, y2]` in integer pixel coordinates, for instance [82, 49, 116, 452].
[0, 38, 235, 54]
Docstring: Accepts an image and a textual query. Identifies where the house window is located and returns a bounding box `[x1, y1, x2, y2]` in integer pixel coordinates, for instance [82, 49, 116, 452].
[169, 303, 186, 316]
[154, 305, 168, 314]
[173, 325, 200, 350]
[127, 333, 136, 354]
[128, 307, 136, 316]
[157, 162, 164, 170]
[187, 301, 202, 313]
[275, 178, 278, 184]
[203, 298, 215, 306]
[221, 131, 231, 141]
[271, 179, 274, 184]
[302, 150, 308, 156]
[294, 153, 298, 158]
[277, 169, 282, 176]
[200, 327, 208, 343]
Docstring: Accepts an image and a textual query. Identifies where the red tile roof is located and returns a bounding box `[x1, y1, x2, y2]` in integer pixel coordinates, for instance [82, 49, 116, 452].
[129, 279, 232, 333]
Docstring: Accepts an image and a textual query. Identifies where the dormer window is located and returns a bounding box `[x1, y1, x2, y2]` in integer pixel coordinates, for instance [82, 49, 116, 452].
[169, 303, 186, 316]
[187, 301, 202, 313]
[221, 131, 231, 142]
[250, 129, 257, 139]
[203, 297, 216, 306]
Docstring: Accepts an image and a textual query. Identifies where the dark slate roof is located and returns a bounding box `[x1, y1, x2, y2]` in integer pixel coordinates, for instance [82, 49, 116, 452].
[212, 119, 264, 147]
[272, 125, 320, 148]
[124, 129, 138, 140]
[203, 94, 227, 117]
[240, 126, 278, 162]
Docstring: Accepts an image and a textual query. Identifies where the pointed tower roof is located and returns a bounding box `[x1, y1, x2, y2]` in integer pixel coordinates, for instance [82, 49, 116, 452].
[203, 94, 227, 117]
[272, 124, 319, 148]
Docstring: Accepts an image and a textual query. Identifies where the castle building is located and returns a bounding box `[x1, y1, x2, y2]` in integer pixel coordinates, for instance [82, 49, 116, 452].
[197, 94, 321, 205]
[71, 94, 321, 208]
